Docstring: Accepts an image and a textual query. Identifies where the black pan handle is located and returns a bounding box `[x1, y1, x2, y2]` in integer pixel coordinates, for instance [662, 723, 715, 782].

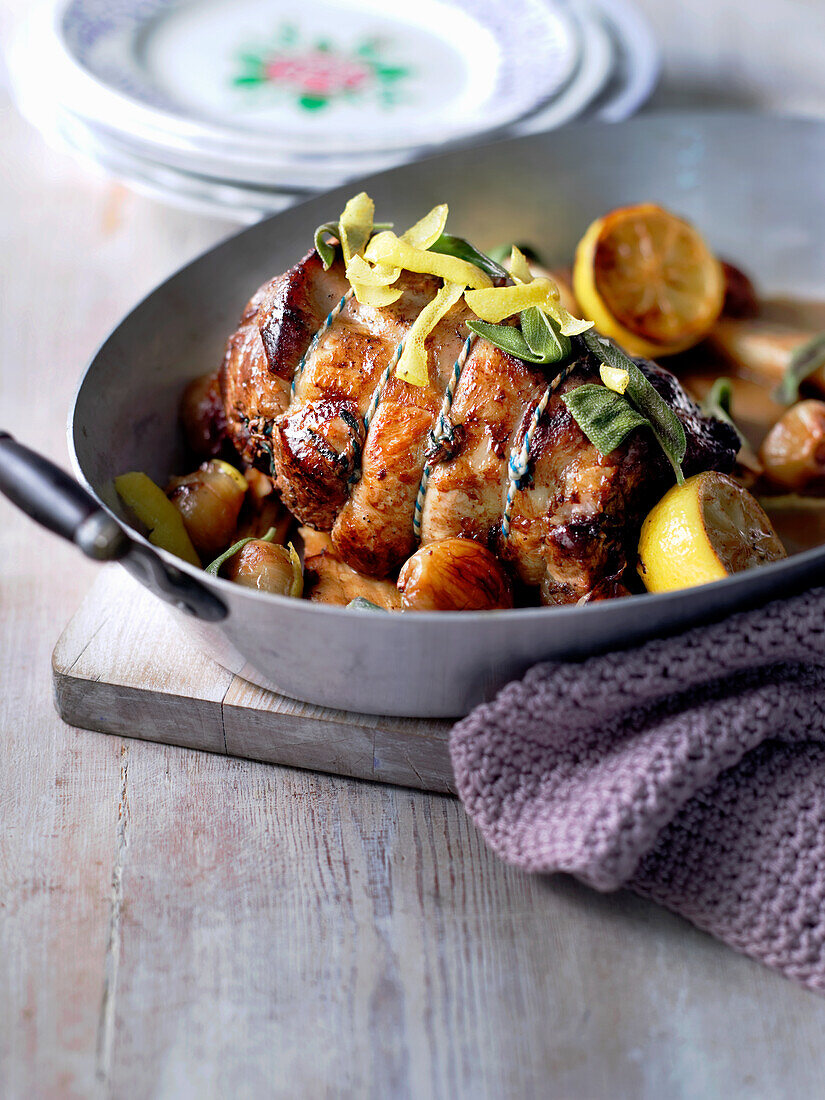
[0, 431, 129, 559]
[0, 432, 226, 622]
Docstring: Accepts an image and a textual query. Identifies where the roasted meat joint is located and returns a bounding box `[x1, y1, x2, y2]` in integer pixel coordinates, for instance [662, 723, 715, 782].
[119, 194, 788, 611]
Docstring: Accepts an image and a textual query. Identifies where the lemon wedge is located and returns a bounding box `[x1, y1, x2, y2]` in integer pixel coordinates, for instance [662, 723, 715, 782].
[638, 471, 785, 593]
[574, 203, 725, 357]
[114, 471, 200, 566]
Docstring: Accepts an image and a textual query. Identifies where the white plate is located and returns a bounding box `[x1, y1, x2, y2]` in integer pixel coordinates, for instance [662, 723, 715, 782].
[55, 110, 295, 223]
[53, 7, 614, 194]
[49, 0, 582, 155]
[8, 4, 426, 186]
[56, 108, 411, 190]
[510, 7, 613, 136]
[51, 12, 610, 229]
[8, 0, 658, 220]
[589, 0, 659, 122]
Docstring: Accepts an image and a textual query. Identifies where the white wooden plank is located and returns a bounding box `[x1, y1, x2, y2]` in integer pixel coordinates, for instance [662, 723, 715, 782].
[52, 568, 455, 790]
[0, 88, 239, 1097]
[92, 753, 825, 1100]
[223, 679, 453, 790]
[53, 568, 232, 756]
[5, 11, 825, 1095]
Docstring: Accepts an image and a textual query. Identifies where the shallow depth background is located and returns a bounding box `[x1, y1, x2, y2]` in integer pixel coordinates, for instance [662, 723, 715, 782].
[3, 1, 825, 1097]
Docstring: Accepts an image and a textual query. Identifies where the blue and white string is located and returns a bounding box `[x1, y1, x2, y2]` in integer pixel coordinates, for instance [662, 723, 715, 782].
[501, 361, 576, 541]
[412, 334, 476, 539]
[346, 340, 406, 487]
[290, 287, 355, 399]
[363, 341, 405, 435]
[287, 286, 574, 546]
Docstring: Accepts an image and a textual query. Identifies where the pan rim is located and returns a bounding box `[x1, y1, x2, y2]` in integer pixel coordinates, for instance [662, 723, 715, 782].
[67, 108, 825, 626]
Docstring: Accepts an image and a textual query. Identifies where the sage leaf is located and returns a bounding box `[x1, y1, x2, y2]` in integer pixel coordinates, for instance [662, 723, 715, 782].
[466, 319, 535, 361]
[429, 233, 509, 282]
[205, 526, 278, 577]
[486, 243, 512, 265]
[701, 377, 740, 439]
[314, 220, 393, 270]
[582, 330, 687, 484]
[522, 307, 571, 364]
[562, 385, 649, 456]
[468, 310, 572, 367]
[313, 222, 340, 270]
[347, 597, 388, 612]
[701, 376, 762, 474]
[776, 332, 825, 404]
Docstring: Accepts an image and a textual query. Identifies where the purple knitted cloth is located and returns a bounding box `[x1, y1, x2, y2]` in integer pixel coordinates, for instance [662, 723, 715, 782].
[451, 587, 825, 993]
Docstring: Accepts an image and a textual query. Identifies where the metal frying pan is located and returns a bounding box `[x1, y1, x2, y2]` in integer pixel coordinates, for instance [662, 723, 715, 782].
[3, 112, 825, 717]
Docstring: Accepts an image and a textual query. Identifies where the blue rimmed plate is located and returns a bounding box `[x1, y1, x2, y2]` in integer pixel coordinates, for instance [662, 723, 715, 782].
[51, 0, 582, 154]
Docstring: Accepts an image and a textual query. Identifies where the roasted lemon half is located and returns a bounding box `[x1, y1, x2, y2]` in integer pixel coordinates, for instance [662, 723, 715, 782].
[574, 203, 725, 358]
[638, 471, 786, 593]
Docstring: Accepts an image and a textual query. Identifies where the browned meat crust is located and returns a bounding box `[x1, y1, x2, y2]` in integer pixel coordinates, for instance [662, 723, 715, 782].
[216, 252, 738, 602]
[301, 530, 403, 609]
[219, 250, 347, 469]
[499, 351, 740, 601]
[180, 370, 228, 460]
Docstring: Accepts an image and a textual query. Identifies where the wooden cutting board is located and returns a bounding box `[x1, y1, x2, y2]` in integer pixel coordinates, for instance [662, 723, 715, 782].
[52, 567, 454, 792]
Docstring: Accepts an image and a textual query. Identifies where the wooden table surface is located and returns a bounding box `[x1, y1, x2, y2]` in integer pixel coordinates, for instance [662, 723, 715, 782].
[3, 2, 825, 1096]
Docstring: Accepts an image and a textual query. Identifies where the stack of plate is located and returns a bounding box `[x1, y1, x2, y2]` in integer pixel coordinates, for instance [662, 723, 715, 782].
[8, 0, 658, 223]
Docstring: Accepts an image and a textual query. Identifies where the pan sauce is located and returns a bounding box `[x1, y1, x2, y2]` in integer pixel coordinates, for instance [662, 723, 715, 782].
[680, 297, 825, 555]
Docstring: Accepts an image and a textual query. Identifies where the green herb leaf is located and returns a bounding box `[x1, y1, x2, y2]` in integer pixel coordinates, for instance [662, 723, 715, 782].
[704, 375, 734, 418]
[485, 243, 512, 265]
[205, 526, 278, 577]
[562, 385, 649, 456]
[467, 310, 572, 367]
[429, 233, 509, 282]
[314, 221, 393, 270]
[486, 242, 542, 266]
[521, 307, 571, 364]
[582, 331, 687, 484]
[467, 320, 535, 361]
[701, 377, 741, 441]
[701, 376, 763, 474]
[346, 597, 388, 612]
[313, 222, 340, 270]
[776, 332, 825, 404]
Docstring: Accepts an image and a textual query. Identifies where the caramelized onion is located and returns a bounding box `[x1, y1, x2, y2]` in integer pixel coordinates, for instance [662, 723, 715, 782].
[759, 400, 825, 493]
[167, 460, 246, 557]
